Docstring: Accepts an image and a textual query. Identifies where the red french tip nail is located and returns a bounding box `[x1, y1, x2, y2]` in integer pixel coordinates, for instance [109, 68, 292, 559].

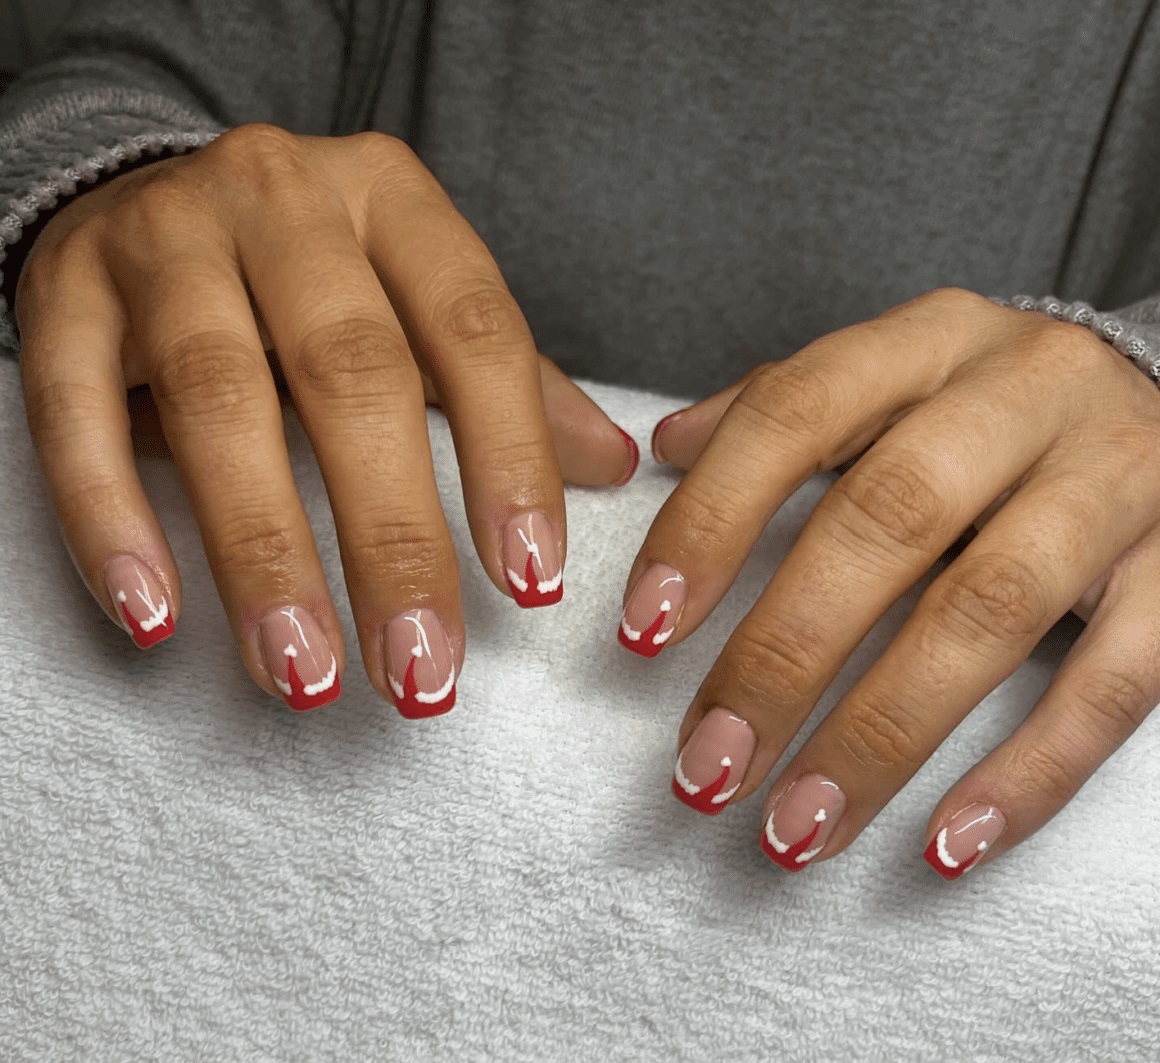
[923, 804, 1006, 881]
[650, 408, 689, 464]
[613, 427, 640, 486]
[503, 511, 564, 608]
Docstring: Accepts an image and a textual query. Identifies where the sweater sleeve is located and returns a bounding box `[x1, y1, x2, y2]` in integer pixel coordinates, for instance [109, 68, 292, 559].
[0, 0, 350, 359]
[993, 294, 1160, 389]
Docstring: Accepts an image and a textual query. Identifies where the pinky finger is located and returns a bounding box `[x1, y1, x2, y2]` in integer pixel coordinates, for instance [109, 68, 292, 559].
[18, 261, 180, 649]
[922, 527, 1160, 881]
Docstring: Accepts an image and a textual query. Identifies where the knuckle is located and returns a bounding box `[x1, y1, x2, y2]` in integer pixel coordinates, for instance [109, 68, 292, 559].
[931, 552, 1051, 643]
[23, 376, 111, 445]
[824, 456, 952, 556]
[215, 513, 301, 576]
[434, 281, 532, 354]
[1069, 667, 1154, 741]
[668, 477, 746, 554]
[349, 129, 413, 166]
[151, 331, 265, 416]
[1008, 741, 1077, 806]
[916, 286, 991, 318]
[837, 689, 926, 770]
[345, 517, 456, 589]
[290, 318, 404, 397]
[210, 122, 297, 166]
[727, 620, 827, 706]
[737, 359, 838, 441]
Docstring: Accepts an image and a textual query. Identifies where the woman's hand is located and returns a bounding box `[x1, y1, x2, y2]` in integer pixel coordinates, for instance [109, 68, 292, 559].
[16, 124, 637, 715]
[626, 287, 1160, 879]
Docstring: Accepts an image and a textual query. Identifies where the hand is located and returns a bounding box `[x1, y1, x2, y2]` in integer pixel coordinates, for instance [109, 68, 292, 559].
[16, 124, 638, 715]
[624, 287, 1160, 879]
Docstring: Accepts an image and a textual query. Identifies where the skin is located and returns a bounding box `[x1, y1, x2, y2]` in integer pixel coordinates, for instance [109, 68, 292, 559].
[14, 125, 635, 705]
[643, 286, 1160, 872]
[15, 123, 1160, 873]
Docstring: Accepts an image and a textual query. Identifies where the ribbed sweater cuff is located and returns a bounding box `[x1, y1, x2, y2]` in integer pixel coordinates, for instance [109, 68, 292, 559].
[993, 294, 1160, 387]
[1, 89, 224, 358]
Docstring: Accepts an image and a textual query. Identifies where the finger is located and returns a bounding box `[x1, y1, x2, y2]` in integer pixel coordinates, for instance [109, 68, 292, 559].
[107, 230, 344, 712]
[650, 377, 751, 469]
[350, 134, 566, 606]
[238, 201, 464, 718]
[16, 244, 181, 650]
[921, 524, 1160, 880]
[669, 365, 1065, 813]
[618, 289, 984, 659]
[754, 441, 1159, 872]
[422, 355, 640, 488]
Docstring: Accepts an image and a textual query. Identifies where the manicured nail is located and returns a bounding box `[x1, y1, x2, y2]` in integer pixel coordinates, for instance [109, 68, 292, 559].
[259, 604, 340, 712]
[650, 407, 689, 464]
[103, 554, 175, 649]
[613, 427, 640, 487]
[924, 802, 1006, 881]
[384, 608, 457, 719]
[760, 773, 846, 871]
[503, 511, 563, 608]
[619, 562, 686, 657]
[671, 707, 756, 815]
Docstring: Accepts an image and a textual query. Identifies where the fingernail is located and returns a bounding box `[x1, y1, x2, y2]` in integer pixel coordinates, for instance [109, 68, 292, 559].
[103, 554, 175, 649]
[384, 608, 457, 719]
[618, 562, 686, 657]
[503, 511, 564, 608]
[650, 407, 689, 464]
[259, 604, 340, 712]
[924, 802, 1006, 881]
[612, 427, 640, 487]
[760, 773, 846, 871]
[671, 707, 756, 815]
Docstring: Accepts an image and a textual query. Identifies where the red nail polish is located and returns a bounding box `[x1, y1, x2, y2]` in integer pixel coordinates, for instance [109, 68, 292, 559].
[924, 803, 1006, 880]
[259, 605, 341, 712]
[104, 555, 175, 649]
[671, 707, 756, 815]
[503, 511, 564, 608]
[760, 774, 846, 872]
[385, 609, 457, 719]
[618, 563, 686, 657]
[613, 427, 640, 486]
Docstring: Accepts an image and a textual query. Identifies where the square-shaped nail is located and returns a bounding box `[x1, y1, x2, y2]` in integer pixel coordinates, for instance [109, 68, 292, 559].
[618, 563, 686, 657]
[760, 773, 846, 871]
[671, 707, 756, 815]
[385, 608, 457, 719]
[259, 605, 340, 712]
[924, 802, 1006, 880]
[503, 511, 563, 608]
[103, 554, 175, 649]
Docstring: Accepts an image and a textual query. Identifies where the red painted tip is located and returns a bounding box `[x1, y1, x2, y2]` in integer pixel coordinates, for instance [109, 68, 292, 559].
[670, 765, 731, 816]
[507, 551, 564, 608]
[612, 427, 640, 486]
[923, 836, 981, 881]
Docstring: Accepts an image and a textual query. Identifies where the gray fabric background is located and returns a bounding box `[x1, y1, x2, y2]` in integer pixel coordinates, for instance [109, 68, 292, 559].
[5, 1, 1160, 394]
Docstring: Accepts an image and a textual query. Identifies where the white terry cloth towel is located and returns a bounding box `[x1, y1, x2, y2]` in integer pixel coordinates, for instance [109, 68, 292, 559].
[0, 357, 1157, 1063]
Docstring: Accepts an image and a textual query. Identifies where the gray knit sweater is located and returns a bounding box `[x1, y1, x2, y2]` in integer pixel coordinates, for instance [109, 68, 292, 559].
[3, 0, 1160, 396]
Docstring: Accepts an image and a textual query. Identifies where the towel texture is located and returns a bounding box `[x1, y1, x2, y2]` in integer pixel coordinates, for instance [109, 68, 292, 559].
[0, 360, 1156, 1062]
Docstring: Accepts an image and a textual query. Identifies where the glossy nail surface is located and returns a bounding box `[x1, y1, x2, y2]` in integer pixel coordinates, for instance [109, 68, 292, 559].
[385, 608, 457, 719]
[619, 563, 686, 657]
[760, 773, 846, 871]
[671, 707, 756, 815]
[503, 511, 563, 608]
[924, 803, 1006, 880]
[103, 554, 175, 649]
[259, 604, 340, 712]
[650, 408, 689, 464]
